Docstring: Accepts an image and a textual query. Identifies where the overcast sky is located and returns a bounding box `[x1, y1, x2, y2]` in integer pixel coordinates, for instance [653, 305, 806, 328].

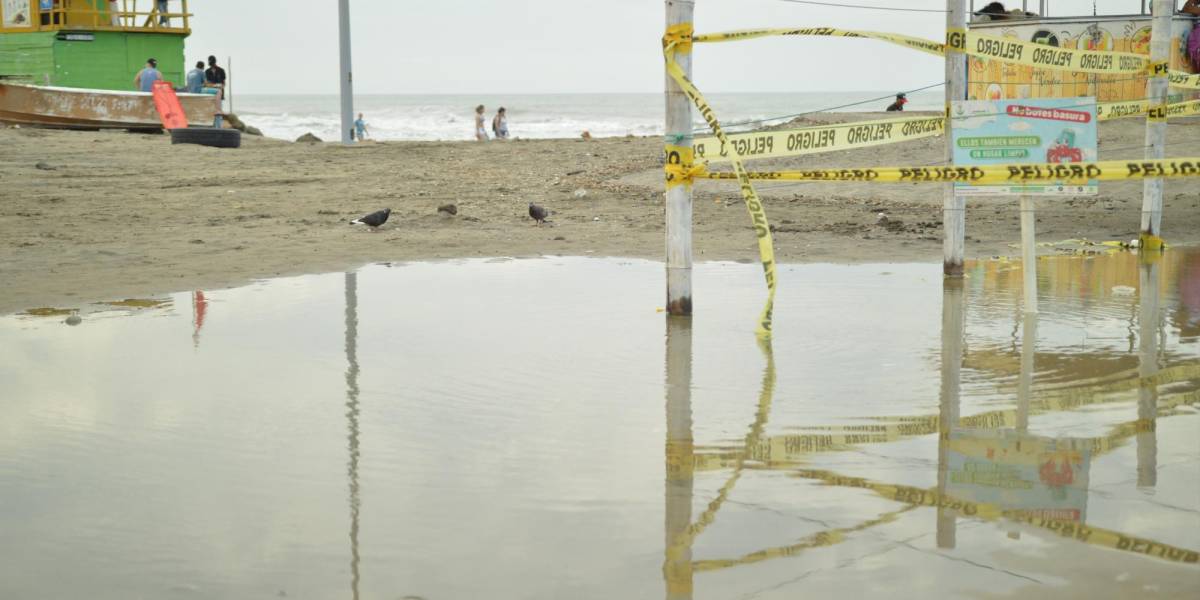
[183, 0, 1152, 95]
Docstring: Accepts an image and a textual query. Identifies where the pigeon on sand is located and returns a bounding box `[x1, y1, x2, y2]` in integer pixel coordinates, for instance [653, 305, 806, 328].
[528, 203, 549, 226]
[349, 208, 391, 231]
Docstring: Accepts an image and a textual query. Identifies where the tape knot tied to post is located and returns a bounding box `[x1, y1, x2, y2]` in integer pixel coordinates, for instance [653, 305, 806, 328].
[663, 22, 694, 54]
[664, 160, 708, 188]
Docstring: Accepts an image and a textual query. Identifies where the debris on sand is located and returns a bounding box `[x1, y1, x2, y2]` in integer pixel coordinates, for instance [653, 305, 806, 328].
[295, 132, 322, 143]
[438, 204, 458, 216]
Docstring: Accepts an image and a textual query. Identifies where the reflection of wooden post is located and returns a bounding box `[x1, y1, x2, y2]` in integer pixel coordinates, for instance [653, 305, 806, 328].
[1137, 256, 1160, 489]
[937, 279, 965, 548]
[943, 0, 967, 276]
[344, 272, 362, 600]
[1017, 313, 1036, 433]
[664, 317, 694, 600]
[664, 0, 694, 315]
[1019, 196, 1038, 314]
[1139, 0, 1172, 248]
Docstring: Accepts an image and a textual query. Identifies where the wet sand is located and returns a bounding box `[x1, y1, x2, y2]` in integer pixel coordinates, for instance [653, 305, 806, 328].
[2, 113, 1199, 314]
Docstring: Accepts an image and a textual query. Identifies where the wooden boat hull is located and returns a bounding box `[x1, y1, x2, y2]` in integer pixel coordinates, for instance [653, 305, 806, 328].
[0, 82, 221, 129]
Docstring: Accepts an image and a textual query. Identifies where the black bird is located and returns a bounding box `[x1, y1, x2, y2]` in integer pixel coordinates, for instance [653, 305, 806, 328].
[528, 203, 548, 226]
[349, 208, 391, 231]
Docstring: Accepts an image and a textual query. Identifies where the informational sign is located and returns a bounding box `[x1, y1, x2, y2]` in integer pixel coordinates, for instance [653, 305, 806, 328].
[947, 428, 1090, 522]
[2, 0, 33, 28]
[952, 97, 1098, 196]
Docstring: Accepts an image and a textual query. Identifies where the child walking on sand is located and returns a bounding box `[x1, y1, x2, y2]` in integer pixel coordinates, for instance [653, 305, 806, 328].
[492, 107, 509, 140]
[354, 113, 369, 141]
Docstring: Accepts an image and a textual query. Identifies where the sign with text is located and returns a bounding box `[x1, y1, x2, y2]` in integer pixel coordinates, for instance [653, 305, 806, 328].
[2, 0, 33, 27]
[952, 98, 1098, 196]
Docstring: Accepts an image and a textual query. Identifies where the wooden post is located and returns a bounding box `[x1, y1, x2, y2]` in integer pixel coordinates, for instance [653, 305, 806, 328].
[936, 278, 964, 548]
[664, 317, 694, 600]
[1136, 256, 1160, 488]
[1019, 196, 1037, 314]
[1139, 0, 1172, 248]
[943, 0, 968, 277]
[665, 0, 694, 315]
[337, 0, 354, 145]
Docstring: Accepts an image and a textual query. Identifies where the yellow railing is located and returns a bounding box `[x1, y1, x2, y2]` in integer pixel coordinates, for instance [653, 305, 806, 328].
[29, 0, 191, 34]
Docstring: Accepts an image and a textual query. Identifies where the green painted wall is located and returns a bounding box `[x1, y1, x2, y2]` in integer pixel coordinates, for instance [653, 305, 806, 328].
[0, 31, 184, 91]
[0, 31, 56, 85]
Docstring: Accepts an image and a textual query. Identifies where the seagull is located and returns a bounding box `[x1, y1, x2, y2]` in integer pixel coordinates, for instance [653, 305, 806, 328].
[349, 208, 391, 231]
[528, 203, 548, 226]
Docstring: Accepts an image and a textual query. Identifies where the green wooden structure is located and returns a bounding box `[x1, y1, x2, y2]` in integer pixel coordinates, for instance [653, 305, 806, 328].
[0, 1, 191, 90]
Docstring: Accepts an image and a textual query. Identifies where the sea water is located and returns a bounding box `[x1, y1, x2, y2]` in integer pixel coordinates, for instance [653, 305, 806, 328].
[231, 91, 945, 142]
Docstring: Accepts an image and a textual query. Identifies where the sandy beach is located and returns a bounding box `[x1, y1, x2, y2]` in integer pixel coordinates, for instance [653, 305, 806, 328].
[2, 112, 1198, 314]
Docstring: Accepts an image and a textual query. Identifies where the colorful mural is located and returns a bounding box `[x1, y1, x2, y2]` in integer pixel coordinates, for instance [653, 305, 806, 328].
[968, 17, 1199, 102]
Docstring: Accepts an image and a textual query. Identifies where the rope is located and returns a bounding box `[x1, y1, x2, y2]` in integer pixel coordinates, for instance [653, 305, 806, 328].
[774, 0, 949, 12]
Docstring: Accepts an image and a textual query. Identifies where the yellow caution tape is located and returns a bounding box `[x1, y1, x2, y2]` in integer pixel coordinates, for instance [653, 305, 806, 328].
[696, 158, 1200, 184]
[1168, 70, 1200, 90]
[663, 22, 693, 54]
[1140, 233, 1166, 251]
[964, 31, 1148, 75]
[691, 100, 1198, 165]
[665, 30, 776, 338]
[1149, 61, 1170, 77]
[694, 116, 944, 163]
[664, 144, 703, 189]
[693, 27, 945, 57]
[793, 469, 1200, 565]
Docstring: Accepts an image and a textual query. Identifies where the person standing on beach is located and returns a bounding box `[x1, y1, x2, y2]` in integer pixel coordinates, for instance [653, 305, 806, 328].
[492, 107, 510, 140]
[134, 58, 162, 93]
[885, 93, 907, 112]
[205, 56, 227, 101]
[157, 0, 170, 26]
[354, 113, 369, 141]
[182, 61, 205, 94]
[475, 105, 488, 141]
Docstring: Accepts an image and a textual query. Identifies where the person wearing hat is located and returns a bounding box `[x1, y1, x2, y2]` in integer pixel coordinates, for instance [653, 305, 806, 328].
[886, 93, 907, 112]
[134, 58, 162, 93]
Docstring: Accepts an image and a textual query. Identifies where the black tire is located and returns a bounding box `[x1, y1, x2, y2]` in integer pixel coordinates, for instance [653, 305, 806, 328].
[170, 127, 241, 149]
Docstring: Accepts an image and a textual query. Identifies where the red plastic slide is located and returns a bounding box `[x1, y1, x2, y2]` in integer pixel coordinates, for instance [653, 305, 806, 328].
[152, 80, 188, 130]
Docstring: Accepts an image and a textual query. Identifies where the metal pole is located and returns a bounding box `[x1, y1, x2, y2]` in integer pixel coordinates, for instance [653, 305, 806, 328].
[943, 0, 968, 277]
[1140, 0, 1171, 248]
[663, 317, 694, 600]
[227, 55, 233, 115]
[665, 0, 694, 315]
[1019, 195, 1037, 313]
[936, 278, 965, 548]
[338, 0, 354, 145]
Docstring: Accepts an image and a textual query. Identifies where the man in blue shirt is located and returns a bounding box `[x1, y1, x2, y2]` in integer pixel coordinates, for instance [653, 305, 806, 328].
[134, 58, 161, 93]
[354, 113, 368, 141]
[182, 61, 205, 93]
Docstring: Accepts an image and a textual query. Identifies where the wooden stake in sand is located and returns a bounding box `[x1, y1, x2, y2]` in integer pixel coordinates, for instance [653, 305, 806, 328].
[338, 0, 355, 145]
[665, 0, 695, 315]
[943, 0, 968, 277]
[1140, 0, 1172, 249]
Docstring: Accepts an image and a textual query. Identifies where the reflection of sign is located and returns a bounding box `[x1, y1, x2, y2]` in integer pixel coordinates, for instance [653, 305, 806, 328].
[2, 0, 33, 27]
[952, 97, 1098, 196]
[948, 429, 1090, 522]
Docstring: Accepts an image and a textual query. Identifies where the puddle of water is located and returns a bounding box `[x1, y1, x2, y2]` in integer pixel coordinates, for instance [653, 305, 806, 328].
[1, 251, 1198, 599]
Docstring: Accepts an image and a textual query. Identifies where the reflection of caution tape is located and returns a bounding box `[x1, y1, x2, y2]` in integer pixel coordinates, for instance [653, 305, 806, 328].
[694, 26, 1200, 85]
[792, 469, 1200, 565]
[691, 504, 920, 572]
[666, 337, 775, 558]
[696, 158, 1200, 184]
[665, 24, 776, 338]
[695, 116, 944, 163]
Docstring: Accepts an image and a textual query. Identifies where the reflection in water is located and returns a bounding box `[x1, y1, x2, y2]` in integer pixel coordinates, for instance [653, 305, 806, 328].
[344, 273, 361, 600]
[191, 291, 208, 348]
[937, 278, 964, 550]
[1137, 256, 1161, 489]
[663, 317, 693, 600]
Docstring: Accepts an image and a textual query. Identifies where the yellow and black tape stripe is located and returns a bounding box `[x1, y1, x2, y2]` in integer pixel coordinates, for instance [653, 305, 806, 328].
[1168, 70, 1200, 90]
[696, 158, 1200, 184]
[694, 116, 944, 163]
[664, 144, 704, 189]
[665, 27, 776, 339]
[694, 27, 945, 57]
